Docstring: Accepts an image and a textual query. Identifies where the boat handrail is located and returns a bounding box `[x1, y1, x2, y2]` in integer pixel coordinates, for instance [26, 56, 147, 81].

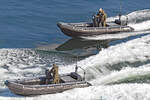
[8, 79, 88, 88]
[77, 66, 86, 81]
[72, 25, 131, 30]
[26, 81, 87, 88]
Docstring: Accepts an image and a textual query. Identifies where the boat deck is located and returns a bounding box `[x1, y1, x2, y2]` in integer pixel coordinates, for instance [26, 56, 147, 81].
[61, 75, 77, 82]
[107, 22, 120, 27]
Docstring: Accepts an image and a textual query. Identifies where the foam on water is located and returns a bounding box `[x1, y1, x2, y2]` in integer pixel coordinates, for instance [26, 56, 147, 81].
[1, 9, 150, 100]
[6, 33, 149, 100]
[91, 64, 150, 85]
[127, 9, 150, 23]
[0, 49, 75, 90]
[34, 83, 150, 100]
[1, 28, 150, 100]
[129, 20, 150, 31]
[0, 38, 150, 100]
[35, 32, 150, 80]
[34, 34, 150, 100]
[74, 34, 150, 80]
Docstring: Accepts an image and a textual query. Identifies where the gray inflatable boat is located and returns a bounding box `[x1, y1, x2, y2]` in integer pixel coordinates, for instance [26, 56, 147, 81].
[57, 20, 134, 38]
[5, 70, 91, 96]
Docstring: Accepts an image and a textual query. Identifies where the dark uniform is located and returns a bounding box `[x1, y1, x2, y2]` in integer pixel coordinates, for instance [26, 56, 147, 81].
[45, 69, 52, 84]
[93, 14, 101, 27]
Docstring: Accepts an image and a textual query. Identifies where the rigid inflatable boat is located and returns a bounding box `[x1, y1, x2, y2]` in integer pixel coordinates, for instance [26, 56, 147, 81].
[57, 20, 134, 38]
[5, 69, 91, 96]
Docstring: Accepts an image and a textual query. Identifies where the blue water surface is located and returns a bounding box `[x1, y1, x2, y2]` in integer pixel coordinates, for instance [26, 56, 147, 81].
[0, 0, 149, 48]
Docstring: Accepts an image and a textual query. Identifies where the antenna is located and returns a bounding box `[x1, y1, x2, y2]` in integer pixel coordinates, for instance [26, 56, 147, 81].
[75, 56, 86, 80]
[119, 0, 122, 24]
[120, 0, 122, 15]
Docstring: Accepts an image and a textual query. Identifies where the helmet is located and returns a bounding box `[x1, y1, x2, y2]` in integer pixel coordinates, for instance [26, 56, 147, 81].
[99, 8, 103, 12]
[99, 8, 104, 14]
[53, 64, 58, 68]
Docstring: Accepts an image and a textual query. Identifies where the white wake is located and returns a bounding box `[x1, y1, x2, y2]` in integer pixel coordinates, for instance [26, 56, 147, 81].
[1, 10, 150, 100]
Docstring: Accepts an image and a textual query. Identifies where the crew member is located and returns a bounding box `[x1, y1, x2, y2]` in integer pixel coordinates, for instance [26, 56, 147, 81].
[45, 64, 60, 84]
[97, 8, 107, 27]
[45, 69, 52, 84]
[50, 64, 60, 84]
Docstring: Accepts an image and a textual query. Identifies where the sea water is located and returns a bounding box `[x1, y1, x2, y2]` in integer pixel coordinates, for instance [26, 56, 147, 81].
[0, 0, 150, 100]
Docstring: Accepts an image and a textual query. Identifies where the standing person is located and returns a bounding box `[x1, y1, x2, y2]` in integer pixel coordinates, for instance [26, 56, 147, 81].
[45, 64, 60, 84]
[50, 64, 60, 84]
[97, 8, 107, 27]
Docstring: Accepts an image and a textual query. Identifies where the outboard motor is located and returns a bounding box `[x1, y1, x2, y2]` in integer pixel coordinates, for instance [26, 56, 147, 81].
[115, 19, 121, 25]
[115, 14, 128, 26]
[115, 14, 121, 25]
[70, 72, 82, 81]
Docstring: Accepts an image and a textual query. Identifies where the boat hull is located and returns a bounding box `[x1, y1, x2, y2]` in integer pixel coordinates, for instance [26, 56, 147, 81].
[5, 80, 90, 96]
[5, 73, 91, 96]
[57, 22, 134, 38]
